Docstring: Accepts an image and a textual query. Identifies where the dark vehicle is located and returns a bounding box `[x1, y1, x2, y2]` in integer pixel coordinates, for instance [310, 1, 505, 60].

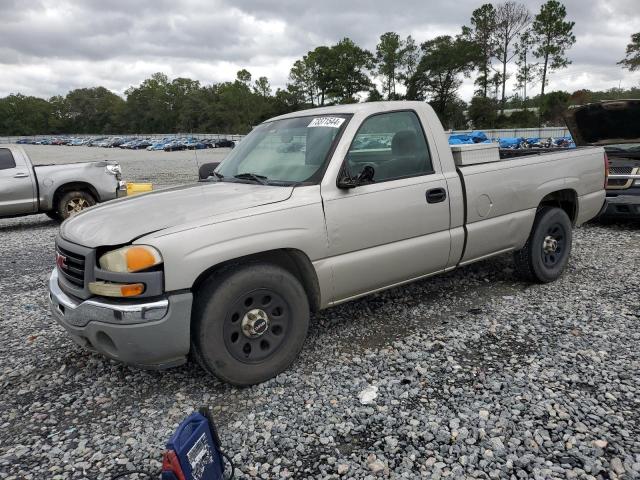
[164, 141, 187, 152]
[214, 139, 235, 148]
[564, 100, 640, 219]
[132, 140, 152, 150]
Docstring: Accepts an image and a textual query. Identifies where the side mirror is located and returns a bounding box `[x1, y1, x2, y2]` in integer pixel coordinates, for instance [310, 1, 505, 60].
[198, 162, 220, 181]
[337, 165, 375, 189]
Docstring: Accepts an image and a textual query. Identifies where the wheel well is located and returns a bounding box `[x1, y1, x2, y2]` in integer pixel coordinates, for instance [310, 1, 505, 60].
[539, 189, 578, 224]
[52, 182, 99, 210]
[191, 249, 322, 312]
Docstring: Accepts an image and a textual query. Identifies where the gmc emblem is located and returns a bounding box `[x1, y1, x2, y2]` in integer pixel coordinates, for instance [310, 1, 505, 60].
[56, 252, 67, 270]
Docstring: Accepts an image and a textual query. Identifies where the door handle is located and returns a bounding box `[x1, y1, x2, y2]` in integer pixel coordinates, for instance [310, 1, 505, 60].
[426, 188, 447, 204]
[13, 172, 29, 178]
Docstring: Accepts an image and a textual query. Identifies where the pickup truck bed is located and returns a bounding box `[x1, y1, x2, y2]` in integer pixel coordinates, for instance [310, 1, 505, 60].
[456, 147, 604, 264]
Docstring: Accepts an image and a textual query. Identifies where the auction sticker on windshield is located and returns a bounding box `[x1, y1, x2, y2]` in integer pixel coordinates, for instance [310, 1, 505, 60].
[308, 117, 345, 128]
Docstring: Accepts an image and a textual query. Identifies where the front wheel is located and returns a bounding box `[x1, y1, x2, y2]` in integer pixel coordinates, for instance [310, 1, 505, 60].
[192, 263, 310, 385]
[513, 207, 572, 283]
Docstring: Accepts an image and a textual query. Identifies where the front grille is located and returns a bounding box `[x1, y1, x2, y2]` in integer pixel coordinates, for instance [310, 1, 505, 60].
[607, 166, 637, 190]
[609, 166, 633, 175]
[56, 245, 86, 287]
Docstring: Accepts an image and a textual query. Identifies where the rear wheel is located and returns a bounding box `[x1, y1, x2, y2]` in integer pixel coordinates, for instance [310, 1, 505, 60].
[192, 263, 310, 385]
[513, 207, 572, 283]
[57, 190, 96, 220]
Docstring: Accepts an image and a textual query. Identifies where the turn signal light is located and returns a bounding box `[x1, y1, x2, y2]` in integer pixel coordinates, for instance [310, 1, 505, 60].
[89, 281, 145, 297]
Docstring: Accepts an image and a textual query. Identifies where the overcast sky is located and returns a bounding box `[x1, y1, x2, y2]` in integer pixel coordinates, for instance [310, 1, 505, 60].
[0, 0, 638, 101]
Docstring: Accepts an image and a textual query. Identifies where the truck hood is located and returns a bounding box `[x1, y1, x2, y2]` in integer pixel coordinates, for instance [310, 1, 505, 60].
[60, 182, 294, 247]
[564, 99, 640, 146]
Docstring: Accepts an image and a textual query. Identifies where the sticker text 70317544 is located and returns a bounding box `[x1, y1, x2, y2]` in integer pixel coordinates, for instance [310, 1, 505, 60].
[307, 117, 345, 128]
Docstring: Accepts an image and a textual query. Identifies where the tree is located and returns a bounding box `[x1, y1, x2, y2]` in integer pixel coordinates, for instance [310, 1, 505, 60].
[125, 72, 173, 132]
[463, 4, 497, 98]
[366, 88, 384, 102]
[618, 32, 640, 71]
[399, 35, 420, 90]
[253, 76, 272, 96]
[531, 0, 575, 97]
[236, 69, 252, 86]
[514, 30, 539, 109]
[289, 58, 317, 105]
[0, 94, 52, 135]
[408, 35, 476, 126]
[326, 38, 374, 103]
[375, 32, 404, 99]
[468, 96, 499, 128]
[540, 90, 570, 125]
[494, 2, 531, 112]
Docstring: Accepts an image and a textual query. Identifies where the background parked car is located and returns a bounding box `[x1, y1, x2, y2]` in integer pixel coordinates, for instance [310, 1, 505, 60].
[214, 138, 235, 148]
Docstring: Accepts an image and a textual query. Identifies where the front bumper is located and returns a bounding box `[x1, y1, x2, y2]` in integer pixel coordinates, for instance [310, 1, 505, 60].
[602, 193, 640, 218]
[49, 268, 192, 369]
[117, 180, 128, 197]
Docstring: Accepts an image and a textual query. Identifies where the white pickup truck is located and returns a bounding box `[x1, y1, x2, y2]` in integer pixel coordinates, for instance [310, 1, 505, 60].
[49, 101, 606, 385]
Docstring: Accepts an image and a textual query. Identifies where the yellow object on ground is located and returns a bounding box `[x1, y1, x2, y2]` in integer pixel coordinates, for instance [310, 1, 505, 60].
[126, 183, 153, 196]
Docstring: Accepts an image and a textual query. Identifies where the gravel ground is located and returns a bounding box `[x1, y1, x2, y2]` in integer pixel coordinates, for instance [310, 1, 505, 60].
[0, 150, 639, 479]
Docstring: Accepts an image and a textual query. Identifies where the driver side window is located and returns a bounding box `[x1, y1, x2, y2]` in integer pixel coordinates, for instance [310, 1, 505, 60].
[345, 110, 433, 183]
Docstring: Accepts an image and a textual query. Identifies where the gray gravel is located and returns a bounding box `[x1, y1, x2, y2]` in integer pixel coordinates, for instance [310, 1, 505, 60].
[0, 151, 639, 478]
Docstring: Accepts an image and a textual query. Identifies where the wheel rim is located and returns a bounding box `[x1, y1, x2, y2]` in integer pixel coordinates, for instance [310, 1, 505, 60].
[541, 222, 566, 267]
[223, 289, 291, 363]
[66, 197, 90, 216]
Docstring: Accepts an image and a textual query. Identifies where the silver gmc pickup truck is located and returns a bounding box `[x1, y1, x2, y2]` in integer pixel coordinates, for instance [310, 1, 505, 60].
[49, 101, 607, 385]
[0, 145, 125, 220]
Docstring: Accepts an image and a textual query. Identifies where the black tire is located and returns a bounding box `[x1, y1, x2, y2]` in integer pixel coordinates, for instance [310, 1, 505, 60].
[57, 190, 96, 220]
[513, 207, 572, 283]
[45, 211, 61, 222]
[192, 263, 310, 385]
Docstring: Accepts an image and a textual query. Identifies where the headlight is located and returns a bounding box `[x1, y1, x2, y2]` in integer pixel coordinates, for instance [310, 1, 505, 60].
[105, 164, 122, 175]
[99, 245, 162, 273]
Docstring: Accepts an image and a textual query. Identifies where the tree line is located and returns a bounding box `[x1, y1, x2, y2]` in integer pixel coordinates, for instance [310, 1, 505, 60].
[1, 0, 638, 136]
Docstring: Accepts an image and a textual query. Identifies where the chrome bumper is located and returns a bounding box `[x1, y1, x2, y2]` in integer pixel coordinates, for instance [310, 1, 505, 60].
[49, 268, 168, 327]
[117, 180, 127, 197]
[48, 268, 192, 369]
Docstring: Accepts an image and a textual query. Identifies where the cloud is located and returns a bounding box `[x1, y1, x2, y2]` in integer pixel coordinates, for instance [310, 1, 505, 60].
[0, 0, 638, 100]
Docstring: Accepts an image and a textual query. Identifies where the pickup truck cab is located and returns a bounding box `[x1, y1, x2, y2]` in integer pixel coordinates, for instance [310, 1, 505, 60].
[0, 145, 125, 220]
[48, 101, 606, 385]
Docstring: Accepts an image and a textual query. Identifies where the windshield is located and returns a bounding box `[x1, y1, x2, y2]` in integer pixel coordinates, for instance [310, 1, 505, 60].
[216, 114, 351, 184]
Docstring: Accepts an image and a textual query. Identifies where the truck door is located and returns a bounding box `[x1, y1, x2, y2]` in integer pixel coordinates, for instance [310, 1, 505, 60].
[321, 110, 451, 303]
[0, 148, 37, 216]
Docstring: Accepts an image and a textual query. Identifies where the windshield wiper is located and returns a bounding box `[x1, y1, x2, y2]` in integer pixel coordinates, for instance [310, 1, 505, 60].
[234, 172, 269, 185]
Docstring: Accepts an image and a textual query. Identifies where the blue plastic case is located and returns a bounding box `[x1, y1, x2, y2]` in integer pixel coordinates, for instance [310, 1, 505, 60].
[162, 412, 224, 480]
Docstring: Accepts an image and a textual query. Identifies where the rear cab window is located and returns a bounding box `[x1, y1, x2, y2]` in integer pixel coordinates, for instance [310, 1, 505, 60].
[0, 148, 16, 170]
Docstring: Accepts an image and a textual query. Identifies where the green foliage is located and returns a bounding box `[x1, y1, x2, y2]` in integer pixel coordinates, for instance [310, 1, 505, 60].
[493, 2, 531, 111]
[0, 94, 52, 135]
[468, 96, 499, 128]
[513, 30, 539, 108]
[375, 32, 404, 99]
[408, 35, 476, 127]
[504, 109, 539, 127]
[462, 3, 497, 98]
[531, 0, 575, 96]
[326, 38, 374, 103]
[540, 90, 570, 125]
[618, 32, 640, 71]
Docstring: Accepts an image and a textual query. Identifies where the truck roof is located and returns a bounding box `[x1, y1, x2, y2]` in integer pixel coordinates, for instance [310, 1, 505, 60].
[268, 101, 434, 122]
